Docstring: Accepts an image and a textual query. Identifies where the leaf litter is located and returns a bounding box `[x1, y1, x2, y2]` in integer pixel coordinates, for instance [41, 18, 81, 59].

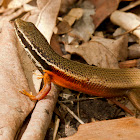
[0, 0, 140, 140]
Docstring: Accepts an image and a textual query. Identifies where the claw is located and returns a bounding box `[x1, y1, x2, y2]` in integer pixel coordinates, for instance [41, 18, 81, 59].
[33, 72, 44, 79]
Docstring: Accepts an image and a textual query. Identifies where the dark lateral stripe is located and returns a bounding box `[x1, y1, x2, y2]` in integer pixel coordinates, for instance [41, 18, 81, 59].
[16, 29, 50, 71]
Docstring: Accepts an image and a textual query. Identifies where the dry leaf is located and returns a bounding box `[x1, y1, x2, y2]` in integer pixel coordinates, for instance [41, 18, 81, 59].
[92, 36, 128, 62]
[119, 59, 138, 68]
[59, 117, 140, 140]
[63, 8, 83, 26]
[56, 8, 83, 35]
[110, 10, 140, 41]
[113, 27, 125, 37]
[50, 34, 63, 56]
[60, 0, 77, 14]
[37, 0, 50, 9]
[127, 89, 140, 112]
[0, 8, 24, 29]
[56, 20, 72, 35]
[128, 44, 140, 59]
[22, 1, 39, 24]
[23, 2, 38, 11]
[36, 0, 61, 43]
[8, 0, 32, 8]
[0, 0, 3, 6]
[120, 0, 140, 12]
[65, 36, 128, 68]
[91, 0, 120, 28]
[69, 1, 95, 42]
[0, 22, 34, 139]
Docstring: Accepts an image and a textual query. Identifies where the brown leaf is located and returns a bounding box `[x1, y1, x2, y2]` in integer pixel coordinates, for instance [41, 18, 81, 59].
[110, 10, 140, 40]
[59, 117, 140, 140]
[60, 0, 77, 14]
[0, 0, 3, 6]
[68, 1, 95, 42]
[37, 0, 50, 10]
[56, 20, 72, 35]
[128, 44, 140, 59]
[91, 0, 120, 28]
[65, 36, 128, 68]
[56, 8, 83, 35]
[50, 34, 63, 56]
[0, 8, 25, 29]
[7, 0, 32, 8]
[36, 0, 61, 43]
[119, 59, 137, 68]
[63, 8, 83, 26]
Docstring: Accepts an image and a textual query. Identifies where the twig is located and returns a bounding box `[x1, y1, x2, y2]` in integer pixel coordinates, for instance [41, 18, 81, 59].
[109, 98, 134, 116]
[114, 24, 140, 38]
[59, 103, 85, 124]
[58, 97, 103, 103]
[120, 1, 140, 12]
[53, 115, 60, 140]
[77, 94, 80, 118]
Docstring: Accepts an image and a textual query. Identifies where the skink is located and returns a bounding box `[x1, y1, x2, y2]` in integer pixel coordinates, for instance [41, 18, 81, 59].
[14, 19, 140, 111]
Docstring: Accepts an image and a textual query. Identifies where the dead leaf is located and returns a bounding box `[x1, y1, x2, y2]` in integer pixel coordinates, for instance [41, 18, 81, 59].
[65, 36, 128, 68]
[92, 35, 128, 62]
[128, 44, 140, 59]
[59, 117, 140, 140]
[68, 1, 95, 42]
[0, 22, 34, 139]
[56, 20, 72, 35]
[0, 7, 24, 29]
[22, 1, 40, 24]
[60, 0, 77, 14]
[91, 0, 120, 28]
[36, 0, 61, 43]
[37, 0, 50, 9]
[110, 10, 140, 41]
[56, 8, 83, 35]
[23, 2, 38, 12]
[65, 126, 76, 137]
[50, 34, 63, 56]
[8, 0, 32, 8]
[128, 89, 140, 111]
[113, 27, 126, 37]
[119, 59, 137, 68]
[63, 8, 83, 26]
[120, 0, 140, 12]
[0, 0, 3, 6]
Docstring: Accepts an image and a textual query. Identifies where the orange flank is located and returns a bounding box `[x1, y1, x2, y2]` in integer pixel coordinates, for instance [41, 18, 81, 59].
[22, 69, 126, 100]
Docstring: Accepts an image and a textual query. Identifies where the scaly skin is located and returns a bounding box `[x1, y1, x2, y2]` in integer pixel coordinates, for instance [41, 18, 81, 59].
[14, 19, 140, 110]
